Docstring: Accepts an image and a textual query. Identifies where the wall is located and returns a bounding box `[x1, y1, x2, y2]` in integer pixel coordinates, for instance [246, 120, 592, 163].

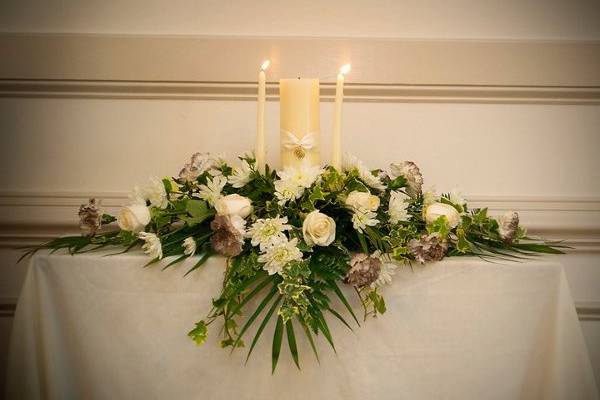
[1, 0, 599, 393]
[1, 0, 600, 39]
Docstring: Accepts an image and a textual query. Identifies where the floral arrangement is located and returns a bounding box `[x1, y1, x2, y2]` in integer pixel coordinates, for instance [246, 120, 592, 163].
[24, 152, 564, 372]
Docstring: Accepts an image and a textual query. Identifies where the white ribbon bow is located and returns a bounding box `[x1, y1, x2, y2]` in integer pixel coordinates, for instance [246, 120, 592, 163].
[282, 130, 316, 151]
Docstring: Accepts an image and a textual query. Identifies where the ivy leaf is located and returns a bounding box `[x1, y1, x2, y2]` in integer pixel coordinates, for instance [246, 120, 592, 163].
[368, 290, 387, 314]
[427, 216, 450, 238]
[387, 176, 407, 190]
[184, 200, 212, 226]
[188, 320, 208, 345]
[345, 178, 369, 193]
[171, 199, 188, 213]
[186, 200, 209, 218]
[456, 228, 470, 253]
[117, 230, 138, 245]
[151, 208, 171, 230]
[101, 214, 117, 225]
[472, 208, 489, 225]
[322, 168, 345, 192]
[162, 178, 174, 194]
[309, 185, 326, 203]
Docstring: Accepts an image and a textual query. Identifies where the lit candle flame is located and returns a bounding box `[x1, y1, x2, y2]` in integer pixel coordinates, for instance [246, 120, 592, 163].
[339, 63, 351, 75]
[261, 60, 271, 71]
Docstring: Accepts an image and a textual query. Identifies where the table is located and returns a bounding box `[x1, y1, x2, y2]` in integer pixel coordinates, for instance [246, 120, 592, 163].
[6, 251, 598, 399]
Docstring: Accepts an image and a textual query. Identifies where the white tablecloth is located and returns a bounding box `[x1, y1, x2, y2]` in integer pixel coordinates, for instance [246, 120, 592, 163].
[6, 251, 598, 400]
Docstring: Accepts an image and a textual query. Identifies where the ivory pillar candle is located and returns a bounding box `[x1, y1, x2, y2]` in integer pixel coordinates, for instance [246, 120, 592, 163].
[280, 78, 321, 169]
[256, 60, 269, 173]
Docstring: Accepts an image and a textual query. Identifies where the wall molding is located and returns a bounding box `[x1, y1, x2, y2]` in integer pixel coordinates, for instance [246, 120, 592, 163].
[2, 79, 600, 104]
[1, 34, 599, 104]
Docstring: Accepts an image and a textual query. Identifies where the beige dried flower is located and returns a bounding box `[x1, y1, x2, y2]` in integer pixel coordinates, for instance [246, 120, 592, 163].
[409, 232, 448, 264]
[179, 164, 202, 183]
[178, 152, 220, 183]
[344, 253, 382, 287]
[389, 161, 424, 198]
[498, 211, 520, 244]
[78, 198, 102, 234]
[210, 215, 244, 257]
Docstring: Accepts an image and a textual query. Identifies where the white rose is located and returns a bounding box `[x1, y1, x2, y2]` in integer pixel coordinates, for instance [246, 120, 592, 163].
[425, 202, 461, 228]
[214, 194, 253, 218]
[302, 210, 336, 247]
[117, 204, 151, 233]
[345, 191, 380, 212]
[144, 177, 168, 209]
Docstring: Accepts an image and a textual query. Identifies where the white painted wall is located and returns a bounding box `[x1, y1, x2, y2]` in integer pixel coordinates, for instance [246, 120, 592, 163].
[1, 99, 599, 197]
[1, 0, 600, 40]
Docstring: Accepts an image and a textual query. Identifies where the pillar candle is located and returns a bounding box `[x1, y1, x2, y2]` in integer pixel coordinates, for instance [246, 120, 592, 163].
[256, 60, 269, 173]
[280, 78, 320, 169]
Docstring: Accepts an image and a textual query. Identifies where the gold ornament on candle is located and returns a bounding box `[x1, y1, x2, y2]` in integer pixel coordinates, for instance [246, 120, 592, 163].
[282, 131, 316, 161]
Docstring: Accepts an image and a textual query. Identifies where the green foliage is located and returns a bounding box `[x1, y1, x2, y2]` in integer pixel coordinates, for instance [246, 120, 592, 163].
[356, 287, 386, 320]
[188, 320, 208, 345]
[101, 214, 117, 225]
[368, 290, 386, 315]
[427, 216, 451, 237]
[455, 228, 471, 253]
[345, 177, 369, 193]
[387, 175, 407, 191]
[184, 200, 212, 226]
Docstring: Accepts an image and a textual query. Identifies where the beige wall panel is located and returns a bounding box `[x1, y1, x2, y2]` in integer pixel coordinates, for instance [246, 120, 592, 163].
[1, 0, 600, 40]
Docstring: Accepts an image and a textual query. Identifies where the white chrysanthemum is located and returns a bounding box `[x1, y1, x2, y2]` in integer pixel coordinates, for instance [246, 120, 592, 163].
[342, 153, 362, 172]
[198, 176, 227, 206]
[139, 232, 163, 259]
[274, 179, 304, 205]
[273, 165, 323, 205]
[228, 159, 253, 188]
[343, 153, 386, 191]
[449, 189, 467, 207]
[388, 190, 410, 224]
[128, 185, 146, 205]
[247, 216, 291, 251]
[371, 260, 399, 288]
[258, 238, 303, 275]
[182, 237, 196, 256]
[206, 153, 227, 177]
[351, 209, 380, 233]
[422, 188, 438, 207]
[277, 165, 323, 188]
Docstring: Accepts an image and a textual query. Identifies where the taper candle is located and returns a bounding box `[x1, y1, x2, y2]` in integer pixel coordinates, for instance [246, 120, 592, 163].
[256, 60, 270, 173]
[331, 63, 351, 170]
